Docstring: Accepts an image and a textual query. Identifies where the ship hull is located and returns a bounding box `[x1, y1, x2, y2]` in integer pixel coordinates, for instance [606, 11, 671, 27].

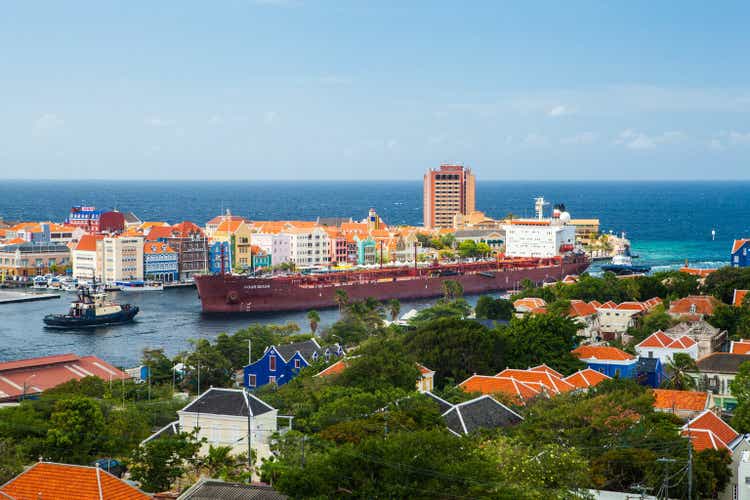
[43, 306, 139, 328]
[195, 259, 589, 314]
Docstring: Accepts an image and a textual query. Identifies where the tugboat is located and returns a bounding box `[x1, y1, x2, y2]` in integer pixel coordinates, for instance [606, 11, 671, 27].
[601, 246, 651, 276]
[43, 288, 139, 328]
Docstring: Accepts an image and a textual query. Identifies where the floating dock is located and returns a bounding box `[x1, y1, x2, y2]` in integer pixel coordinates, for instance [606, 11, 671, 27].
[0, 290, 61, 304]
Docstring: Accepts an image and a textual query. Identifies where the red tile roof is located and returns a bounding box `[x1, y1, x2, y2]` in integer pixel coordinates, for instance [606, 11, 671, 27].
[0, 354, 129, 401]
[679, 267, 717, 277]
[731, 340, 750, 355]
[171, 221, 204, 238]
[732, 239, 750, 254]
[145, 225, 174, 241]
[528, 364, 564, 378]
[315, 359, 348, 377]
[681, 410, 739, 451]
[74, 234, 103, 252]
[669, 295, 721, 317]
[563, 368, 611, 389]
[652, 389, 710, 412]
[572, 345, 636, 362]
[0, 462, 150, 500]
[458, 375, 544, 404]
[734, 290, 749, 307]
[495, 368, 575, 394]
[144, 242, 176, 255]
[568, 300, 597, 317]
[636, 331, 696, 350]
[513, 297, 547, 312]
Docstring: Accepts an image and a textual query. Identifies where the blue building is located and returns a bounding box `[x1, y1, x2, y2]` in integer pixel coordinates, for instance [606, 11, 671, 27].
[143, 242, 178, 282]
[208, 241, 232, 273]
[573, 345, 665, 388]
[355, 236, 376, 265]
[732, 239, 750, 268]
[244, 339, 344, 389]
[635, 357, 666, 388]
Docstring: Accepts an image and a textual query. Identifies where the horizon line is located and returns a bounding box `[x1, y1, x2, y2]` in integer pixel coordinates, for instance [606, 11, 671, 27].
[3, 178, 750, 183]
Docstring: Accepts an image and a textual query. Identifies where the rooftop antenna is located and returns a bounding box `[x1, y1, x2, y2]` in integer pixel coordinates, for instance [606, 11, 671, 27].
[534, 196, 549, 220]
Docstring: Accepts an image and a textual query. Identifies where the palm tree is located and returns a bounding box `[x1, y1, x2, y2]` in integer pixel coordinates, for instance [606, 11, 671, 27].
[441, 280, 464, 301]
[388, 299, 401, 322]
[334, 289, 349, 313]
[661, 353, 698, 390]
[307, 310, 320, 334]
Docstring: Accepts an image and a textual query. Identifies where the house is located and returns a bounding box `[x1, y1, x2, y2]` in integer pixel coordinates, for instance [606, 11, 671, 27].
[564, 368, 611, 390]
[0, 353, 129, 402]
[143, 241, 179, 282]
[652, 388, 714, 420]
[635, 330, 699, 363]
[595, 298, 663, 340]
[208, 240, 232, 273]
[668, 295, 721, 319]
[568, 300, 600, 341]
[0, 461, 150, 500]
[732, 340, 750, 354]
[495, 366, 576, 394]
[441, 395, 523, 436]
[664, 320, 728, 358]
[213, 219, 255, 271]
[244, 339, 344, 389]
[731, 239, 750, 268]
[635, 357, 666, 388]
[250, 245, 272, 270]
[681, 409, 739, 452]
[71, 234, 103, 279]
[101, 235, 144, 282]
[689, 353, 750, 411]
[176, 479, 287, 499]
[0, 241, 71, 278]
[458, 375, 546, 404]
[315, 359, 435, 393]
[571, 345, 638, 379]
[734, 290, 749, 307]
[144, 388, 282, 464]
[513, 297, 547, 314]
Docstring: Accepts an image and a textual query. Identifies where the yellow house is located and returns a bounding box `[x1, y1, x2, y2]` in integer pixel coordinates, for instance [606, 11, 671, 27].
[213, 219, 254, 270]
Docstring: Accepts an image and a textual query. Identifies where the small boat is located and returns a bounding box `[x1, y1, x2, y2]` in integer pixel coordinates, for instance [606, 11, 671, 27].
[32, 276, 48, 289]
[114, 280, 164, 292]
[601, 247, 651, 276]
[43, 288, 139, 328]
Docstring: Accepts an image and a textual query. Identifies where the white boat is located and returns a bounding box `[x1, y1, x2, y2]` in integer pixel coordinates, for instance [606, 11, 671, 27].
[115, 280, 164, 292]
[32, 276, 48, 289]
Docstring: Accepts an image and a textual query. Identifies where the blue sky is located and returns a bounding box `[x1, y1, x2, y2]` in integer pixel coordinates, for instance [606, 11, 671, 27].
[1, 1, 749, 180]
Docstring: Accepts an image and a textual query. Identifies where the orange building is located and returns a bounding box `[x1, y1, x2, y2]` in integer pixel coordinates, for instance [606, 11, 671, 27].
[423, 164, 475, 229]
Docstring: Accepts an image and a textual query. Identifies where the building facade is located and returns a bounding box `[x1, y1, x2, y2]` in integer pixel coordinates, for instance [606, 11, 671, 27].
[71, 234, 103, 280]
[732, 239, 750, 268]
[143, 242, 178, 282]
[0, 242, 70, 278]
[285, 227, 330, 268]
[102, 236, 144, 282]
[244, 339, 344, 389]
[167, 222, 209, 280]
[423, 164, 476, 229]
[502, 221, 576, 258]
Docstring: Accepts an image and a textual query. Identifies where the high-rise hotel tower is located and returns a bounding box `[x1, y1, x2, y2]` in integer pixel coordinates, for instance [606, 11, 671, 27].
[423, 164, 475, 229]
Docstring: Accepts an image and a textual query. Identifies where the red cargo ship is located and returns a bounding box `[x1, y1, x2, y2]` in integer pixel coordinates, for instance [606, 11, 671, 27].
[194, 253, 589, 313]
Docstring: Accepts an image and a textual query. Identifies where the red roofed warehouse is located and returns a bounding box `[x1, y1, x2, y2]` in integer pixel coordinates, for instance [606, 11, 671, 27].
[0, 353, 129, 402]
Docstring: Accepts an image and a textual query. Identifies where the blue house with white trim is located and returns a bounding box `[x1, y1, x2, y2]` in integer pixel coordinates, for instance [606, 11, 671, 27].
[243, 339, 344, 389]
[732, 239, 750, 268]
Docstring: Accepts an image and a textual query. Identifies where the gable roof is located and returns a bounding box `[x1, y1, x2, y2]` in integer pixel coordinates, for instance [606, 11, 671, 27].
[0, 462, 150, 500]
[146, 225, 174, 241]
[695, 353, 750, 374]
[177, 479, 287, 499]
[171, 221, 205, 238]
[568, 300, 597, 317]
[181, 388, 274, 417]
[315, 358, 349, 377]
[528, 364, 564, 378]
[495, 368, 575, 394]
[681, 410, 739, 451]
[513, 297, 546, 312]
[636, 331, 697, 350]
[458, 375, 544, 404]
[653, 389, 710, 412]
[563, 368, 611, 390]
[423, 392, 454, 414]
[273, 339, 327, 364]
[442, 395, 522, 436]
[731, 340, 750, 355]
[732, 239, 750, 254]
[571, 345, 636, 362]
[74, 234, 103, 252]
[734, 290, 749, 307]
[669, 295, 721, 316]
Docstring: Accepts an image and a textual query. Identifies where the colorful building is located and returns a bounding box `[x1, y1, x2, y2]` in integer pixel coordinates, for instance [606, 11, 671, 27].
[0, 242, 70, 278]
[71, 234, 103, 279]
[251, 245, 271, 270]
[101, 235, 144, 282]
[208, 241, 232, 274]
[423, 164, 476, 229]
[143, 241, 178, 282]
[67, 206, 125, 234]
[244, 339, 344, 389]
[732, 239, 750, 268]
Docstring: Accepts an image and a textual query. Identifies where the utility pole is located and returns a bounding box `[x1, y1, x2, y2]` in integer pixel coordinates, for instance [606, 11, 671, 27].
[301, 435, 306, 468]
[246, 389, 253, 470]
[687, 420, 693, 500]
[248, 339, 252, 366]
[656, 457, 676, 500]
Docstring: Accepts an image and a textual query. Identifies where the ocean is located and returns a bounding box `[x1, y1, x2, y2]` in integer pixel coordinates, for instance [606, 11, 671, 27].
[0, 179, 747, 365]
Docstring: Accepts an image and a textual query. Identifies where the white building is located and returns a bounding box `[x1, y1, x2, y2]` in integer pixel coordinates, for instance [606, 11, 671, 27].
[271, 233, 292, 266]
[250, 232, 274, 256]
[143, 388, 286, 467]
[502, 221, 576, 258]
[71, 234, 102, 280]
[102, 235, 144, 282]
[635, 331, 699, 364]
[285, 227, 330, 267]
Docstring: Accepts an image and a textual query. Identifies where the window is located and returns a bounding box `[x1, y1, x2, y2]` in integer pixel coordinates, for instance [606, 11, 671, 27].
[248, 374, 256, 387]
[294, 359, 301, 369]
[269, 375, 276, 385]
[269, 355, 276, 371]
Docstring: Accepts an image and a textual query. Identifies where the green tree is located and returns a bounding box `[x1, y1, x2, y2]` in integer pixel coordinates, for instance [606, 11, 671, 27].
[546, 299, 572, 318]
[730, 361, 750, 405]
[0, 439, 24, 484]
[45, 396, 106, 463]
[337, 335, 420, 392]
[703, 266, 750, 304]
[183, 338, 233, 392]
[661, 353, 698, 390]
[142, 348, 174, 386]
[129, 431, 203, 492]
[387, 299, 401, 322]
[441, 279, 463, 300]
[475, 296, 514, 320]
[410, 299, 471, 324]
[307, 310, 321, 334]
[334, 289, 349, 313]
[503, 314, 584, 375]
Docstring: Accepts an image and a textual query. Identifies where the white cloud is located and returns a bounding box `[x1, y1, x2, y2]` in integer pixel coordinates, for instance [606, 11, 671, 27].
[33, 113, 64, 135]
[146, 116, 174, 128]
[547, 105, 571, 117]
[560, 132, 597, 145]
[615, 129, 686, 150]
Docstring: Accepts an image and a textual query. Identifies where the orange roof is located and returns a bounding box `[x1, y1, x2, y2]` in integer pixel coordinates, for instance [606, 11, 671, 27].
[637, 331, 696, 350]
[74, 234, 103, 252]
[144, 242, 176, 254]
[561, 274, 580, 284]
[569, 300, 597, 317]
[341, 222, 368, 233]
[599, 301, 617, 309]
[616, 301, 647, 311]
[564, 368, 611, 389]
[171, 221, 204, 238]
[528, 364, 564, 378]
[679, 267, 717, 277]
[572, 345, 636, 362]
[734, 290, 749, 307]
[669, 296, 721, 316]
[681, 410, 738, 451]
[513, 297, 547, 312]
[495, 368, 575, 394]
[315, 359, 349, 377]
[732, 239, 750, 254]
[589, 300, 602, 308]
[207, 214, 245, 225]
[216, 219, 245, 233]
[458, 375, 544, 404]
[146, 225, 174, 241]
[730, 340, 750, 355]
[1, 237, 26, 245]
[0, 462, 151, 500]
[139, 221, 169, 230]
[417, 363, 434, 375]
[652, 389, 709, 412]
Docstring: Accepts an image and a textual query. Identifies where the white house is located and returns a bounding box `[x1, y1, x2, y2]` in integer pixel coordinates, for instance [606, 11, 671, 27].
[501, 221, 576, 258]
[635, 330, 699, 364]
[271, 233, 292, 267]
[285, 226, 330, 268]
[143, 388, 284, 466]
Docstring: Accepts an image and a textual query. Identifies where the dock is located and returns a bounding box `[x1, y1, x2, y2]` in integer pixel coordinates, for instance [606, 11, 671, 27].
[163, 282, 196, 289]
[0, 290, 61, 304]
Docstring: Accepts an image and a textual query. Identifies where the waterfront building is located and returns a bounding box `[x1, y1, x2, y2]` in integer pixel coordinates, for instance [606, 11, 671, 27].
[284, 226, 331, 268]
[569, 218, 601, 246]
[208, 240, 232, 273]
[143, 241, 178, 282]
[4, 221, 84, 244]
[502, 219, 576, 258]
[453, 229, 505, 250]
[205, 211, 246, 239]
[0, 353, 129, 402]
[168, 221, 209, 280]
[101, 235, 144, 282]
[244, 339, 344, 389]
[121, 211, 142, 229]
[354, 235, 377, 265]
[0, 241, 70, 278]
[732, 239, 750, 268]
[453, 210, 500, 229]
[212, 219, 254, 270]
[250, 245, 272, 270]
[71, 234, 104, 279]
[67, 205, 125, 234]
[423, 164, 476, 229]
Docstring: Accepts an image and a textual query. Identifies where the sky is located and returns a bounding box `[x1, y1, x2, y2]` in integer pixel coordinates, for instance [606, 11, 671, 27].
[1, 1, 749, 181]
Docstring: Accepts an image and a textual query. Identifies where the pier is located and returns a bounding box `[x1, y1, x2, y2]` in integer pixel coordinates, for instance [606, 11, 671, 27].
[0, 290, 60, 305]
